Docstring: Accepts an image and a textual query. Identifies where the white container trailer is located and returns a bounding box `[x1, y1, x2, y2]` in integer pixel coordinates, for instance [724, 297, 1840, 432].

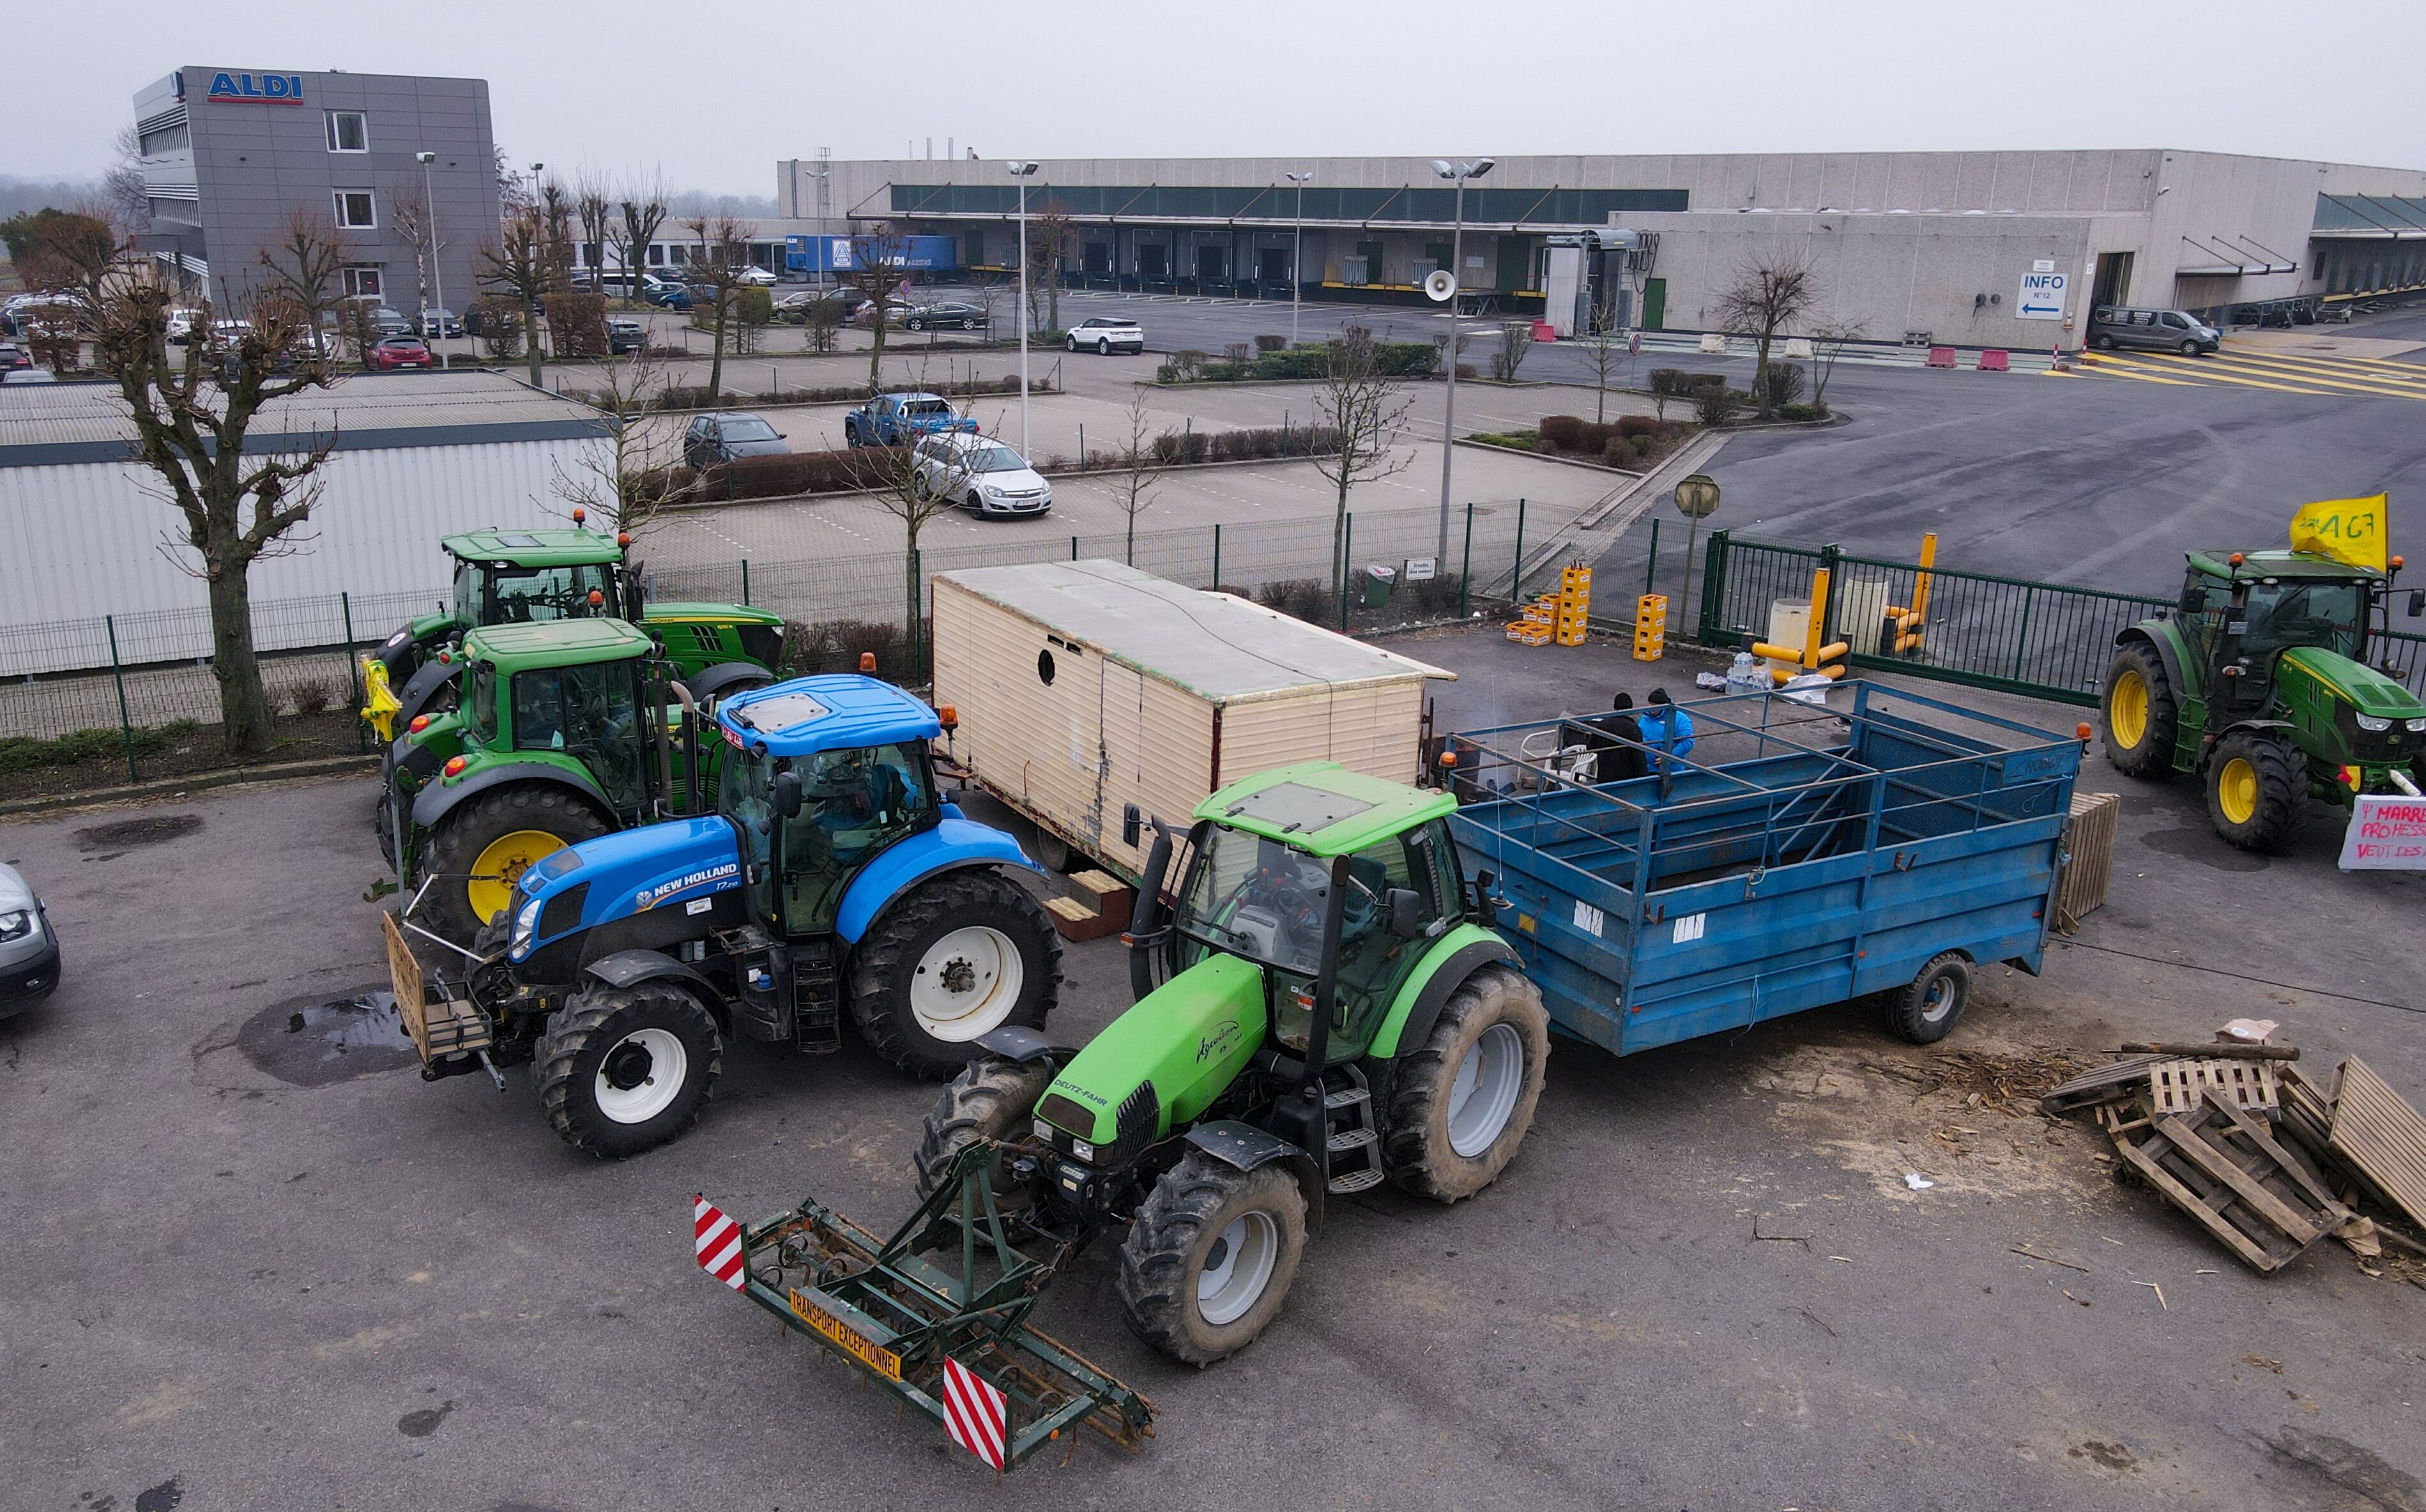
[931, 559, 1454, 881]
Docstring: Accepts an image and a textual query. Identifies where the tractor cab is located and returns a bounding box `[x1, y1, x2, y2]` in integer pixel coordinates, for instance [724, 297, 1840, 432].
[2176, 550, 2380, 714]
[448, 530, 628, 628]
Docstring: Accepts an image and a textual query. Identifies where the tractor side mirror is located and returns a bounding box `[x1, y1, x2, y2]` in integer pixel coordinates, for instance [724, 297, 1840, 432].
[1122, 803, 1143, 848]
[773, 770, 804, 818]
[1385, 887, 1423, 939]
[2409, 589, 2423, 618]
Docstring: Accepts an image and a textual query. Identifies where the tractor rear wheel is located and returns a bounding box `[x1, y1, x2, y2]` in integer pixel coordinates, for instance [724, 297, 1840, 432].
[418, 784, 613, 943]
[913, 1055, 1057, 1203]
[1382, 963, 1550, 1203]
[1117, 1150, 1306, 1366]
[848, 869, 1061, 1078]
[2101, 644, 2179, 779]
[535, 980, 723, 1157]
[1883, 949, 1972, 1044]
[2206, 730, 2303, 851]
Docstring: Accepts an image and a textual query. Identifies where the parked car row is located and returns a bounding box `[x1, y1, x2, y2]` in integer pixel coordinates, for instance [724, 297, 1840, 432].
[678, 399, 1054, 520]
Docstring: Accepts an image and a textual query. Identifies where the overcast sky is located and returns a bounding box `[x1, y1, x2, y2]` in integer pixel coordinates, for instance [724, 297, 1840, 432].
[11, 0, 2421, 194]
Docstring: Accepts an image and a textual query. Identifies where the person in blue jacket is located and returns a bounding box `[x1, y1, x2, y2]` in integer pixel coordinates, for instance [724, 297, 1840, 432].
[1636, 687, 1695, 768]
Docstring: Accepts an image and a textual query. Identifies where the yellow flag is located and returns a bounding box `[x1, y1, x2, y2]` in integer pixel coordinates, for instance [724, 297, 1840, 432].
[2288, 493, 2388, 572]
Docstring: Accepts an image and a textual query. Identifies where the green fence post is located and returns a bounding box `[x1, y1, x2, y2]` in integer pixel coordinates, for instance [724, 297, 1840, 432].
[1212, 521, 1221, 588]
[912, 547, 925, 681]
[741, 558, 752, 605]
[1697, 529, 1731, 643]
[1340, 512, 1354, 630]
[2011, 585, 2036, 680]
[1072, 535, 1080, 561]
[1644, 517, 1661, 596]
[341, 591, 363, 752]
[1459, 502, 1475, 619]
[1511, 498, 1526, 604]
[1818, 543, 1842, 645]
[105, 614, 138, 784]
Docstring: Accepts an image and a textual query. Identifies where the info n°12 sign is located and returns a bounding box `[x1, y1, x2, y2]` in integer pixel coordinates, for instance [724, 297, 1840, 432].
[204, 72, 306, 104]
[2017, 265, 2068, 321]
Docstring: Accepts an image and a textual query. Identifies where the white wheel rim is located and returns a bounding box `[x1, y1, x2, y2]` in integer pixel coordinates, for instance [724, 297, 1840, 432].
[593, 1027, 687, 1125]
[1196, 1210, 1279, 1326]
[1446, 1022, 1525, 1157]
[910, 925, 1025, 1041]
[1921, 977, 1957, 1023]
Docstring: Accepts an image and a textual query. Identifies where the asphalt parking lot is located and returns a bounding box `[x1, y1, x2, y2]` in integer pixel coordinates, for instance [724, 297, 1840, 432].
[6, 627, 2421, 1512]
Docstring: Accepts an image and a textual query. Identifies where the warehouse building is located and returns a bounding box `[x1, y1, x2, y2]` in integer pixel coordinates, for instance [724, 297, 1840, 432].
[779, 149, 2426, 349]
[0, 372, 607, 674]
[130, 66, 498, 316]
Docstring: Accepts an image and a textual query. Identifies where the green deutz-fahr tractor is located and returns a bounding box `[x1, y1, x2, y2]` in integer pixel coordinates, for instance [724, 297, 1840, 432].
[2103, 547, 2426, 849]
[706, 761, 1548, 1466]
[361, 521, 782, 741]
[386, 617, 774, 943]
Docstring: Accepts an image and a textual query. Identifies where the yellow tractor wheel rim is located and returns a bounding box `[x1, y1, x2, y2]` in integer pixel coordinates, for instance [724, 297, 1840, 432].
[468, 829, 568, 927]
[2109, 669, 2148, 749]
[2216, 758, 2259, 826]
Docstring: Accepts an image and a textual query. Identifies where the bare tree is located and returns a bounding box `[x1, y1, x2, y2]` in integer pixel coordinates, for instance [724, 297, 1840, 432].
[254, 208, 346, 365]
[612, 173, 671, 308]
[1488, 321, 1533, 381]
[478, 210, 554, 386]
[1710, 249, 1817, 420]
[574, 172, 613, 294]
[385, 181, 438, 321]
[841, 224, 912, 394]
[801, 293, 844, 355]
[1572, 282, 1630, 423]
[537, 176, 576, 287]
[82, 224, 344, 754]
[104, 125, 151, 229]
[851, 418, 982, 666]
[1309, 327, 1415, 600]
[551, 347, 685, 539]
[683, 214, 752, 401]
[1806, 316, 1866, 413]
[1111, 395, 1170, 565]
[1027, 199, 1075, 332]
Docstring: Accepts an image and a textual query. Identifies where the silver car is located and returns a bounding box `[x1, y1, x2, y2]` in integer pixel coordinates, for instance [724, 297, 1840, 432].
[913, 434, 1053, 517]
[0, 862, 59, 1012]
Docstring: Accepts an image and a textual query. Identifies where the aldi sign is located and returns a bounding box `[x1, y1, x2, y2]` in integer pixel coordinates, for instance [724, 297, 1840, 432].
[205, 72, 305, 104]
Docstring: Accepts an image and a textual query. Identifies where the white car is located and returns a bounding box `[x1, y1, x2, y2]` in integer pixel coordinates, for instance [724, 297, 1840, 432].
[1067, 316, 1145, 355]
[735, 266, 778, 287]
[913, 434, 1053, 517]
[165, 308, 206, 344]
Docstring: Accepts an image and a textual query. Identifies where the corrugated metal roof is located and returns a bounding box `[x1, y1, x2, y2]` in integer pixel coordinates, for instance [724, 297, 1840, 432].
[937, 559, 1454, 704]
[0, 369, 609, 467]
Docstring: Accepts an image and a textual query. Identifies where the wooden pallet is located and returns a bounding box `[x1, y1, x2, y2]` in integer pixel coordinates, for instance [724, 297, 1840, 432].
[2041, 1054, 2162, 1115]
[2102, 1088, 2351, 1274]
[2148, 1057, 2280, 1117]
[2054, 791, 2121, 933]
[383, 910, 492, 1062]
[2330, 1056, 2426, 1237]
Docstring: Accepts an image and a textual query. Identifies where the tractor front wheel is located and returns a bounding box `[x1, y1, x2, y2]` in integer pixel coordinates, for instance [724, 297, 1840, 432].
[418, 785, 613, 943]
[848, 869, 1061, 1078]
[2206, 731, 2303, 851]
[913, 1055, 1057, 1203]
[535, 980, 724, 1157]
[1382, 963, 1550, 1203]
[1117, 1150, 1306, 1367]
[2101, 644, 2179, 779]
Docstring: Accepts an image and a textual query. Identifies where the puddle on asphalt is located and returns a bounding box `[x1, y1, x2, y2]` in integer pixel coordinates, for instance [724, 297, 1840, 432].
[2136, 824, 2270, 873]
[237, 986, 420, 1087]
[75, 813, 204, 853]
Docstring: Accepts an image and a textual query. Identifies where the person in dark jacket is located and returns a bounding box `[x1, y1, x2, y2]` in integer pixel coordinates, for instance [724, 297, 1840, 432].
[1570, 692, 1647, 783]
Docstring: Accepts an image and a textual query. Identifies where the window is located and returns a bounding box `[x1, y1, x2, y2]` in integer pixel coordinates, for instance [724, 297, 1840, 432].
[333, 190, 376, 229]
[646, 244, 665, 266]
[139, 122, 190, 156]
[342, 266, 383, 298]
[512, 662, 646, 811]
[777, 744, 936, 932]
[325, 111, 369, 153]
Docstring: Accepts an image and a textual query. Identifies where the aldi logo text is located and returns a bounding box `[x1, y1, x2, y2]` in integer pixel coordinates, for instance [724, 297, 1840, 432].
[206, 72, 306, 103]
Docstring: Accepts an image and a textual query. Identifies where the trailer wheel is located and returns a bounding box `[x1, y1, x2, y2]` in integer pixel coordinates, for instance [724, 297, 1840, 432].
[1883, 951, 1972, 1044]
[913, 1055, 1058, 1203]
[535, 981, 723, 1157]
[1382, 963, 1550, 1203]
[2100, 644, 2179, 779]
[1117, 1150, 1306, 1367]
[418, 784, 613, 943]
[848, 869, 1061, 1078]
[2206, 730, 2303, 852]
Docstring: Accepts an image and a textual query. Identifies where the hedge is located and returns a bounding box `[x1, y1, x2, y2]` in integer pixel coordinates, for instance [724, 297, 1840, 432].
[1159, 340, 1440, 384]
[1150, 424, 1343, 465]
[1649, 367, 1727, 397]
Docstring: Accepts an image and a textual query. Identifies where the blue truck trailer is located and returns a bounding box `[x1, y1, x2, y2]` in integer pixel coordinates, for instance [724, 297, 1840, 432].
[1443, 682, 2084, 1052]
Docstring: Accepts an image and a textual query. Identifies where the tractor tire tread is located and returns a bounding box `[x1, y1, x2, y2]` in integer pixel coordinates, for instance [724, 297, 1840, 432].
[847, 868, 1062, 1078]
[1116, 1150, 1305, 1368]
[1381, 963, 1550, 1203]
[418, 783, 613, 943]
[913, 1055, 1058, 1196]
[2207, 731, 2303, 852]
[534, 980, 723, 1158]
[2102, 643, 2180, 781]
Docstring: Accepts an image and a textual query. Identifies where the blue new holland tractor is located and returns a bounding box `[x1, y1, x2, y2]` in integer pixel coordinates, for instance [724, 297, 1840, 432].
[390, 675, 1063, 1156]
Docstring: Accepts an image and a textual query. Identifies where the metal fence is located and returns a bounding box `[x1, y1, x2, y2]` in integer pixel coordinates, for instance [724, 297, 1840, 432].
[0, 497, 1582, 794]
[1690, 531, 2426, 706]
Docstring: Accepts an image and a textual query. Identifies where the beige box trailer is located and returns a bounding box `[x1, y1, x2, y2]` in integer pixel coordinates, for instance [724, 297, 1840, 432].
[932, 560, 1454, 881]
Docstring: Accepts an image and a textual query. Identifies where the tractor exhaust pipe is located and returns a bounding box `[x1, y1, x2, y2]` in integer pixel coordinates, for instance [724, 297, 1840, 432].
[1125, 806, 1175, 1002]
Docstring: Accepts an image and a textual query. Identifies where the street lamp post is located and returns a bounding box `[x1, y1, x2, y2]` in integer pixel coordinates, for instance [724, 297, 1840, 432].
[1285, 171, 1313, 346]
[416, 151, 448, 370]
[1007, 160, 1040, 458]
[1431, 157, 1493, 566]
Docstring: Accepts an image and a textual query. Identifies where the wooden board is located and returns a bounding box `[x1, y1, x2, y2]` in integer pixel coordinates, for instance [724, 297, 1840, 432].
[2054, 791, 2120, 933]
[2041, 1054, 2161, 1114]
[383, 910, 431, 1058]
[2149, 1057, 2280, 1117]
[2102, 1089, 2351, 1274]
[2331, 1056, 2426, 1235]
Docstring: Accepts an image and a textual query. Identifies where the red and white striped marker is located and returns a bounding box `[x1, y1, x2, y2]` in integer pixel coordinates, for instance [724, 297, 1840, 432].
[692, 1195, 745, 1290]
[939, 1355, 1009, 1471]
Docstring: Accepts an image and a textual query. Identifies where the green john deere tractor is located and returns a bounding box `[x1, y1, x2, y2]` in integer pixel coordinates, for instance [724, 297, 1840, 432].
[386, 617, 770, 942]
[2103, 547, 2425, 850]
[362, 524, 782, 742]
[706, 762, 1548, 1460]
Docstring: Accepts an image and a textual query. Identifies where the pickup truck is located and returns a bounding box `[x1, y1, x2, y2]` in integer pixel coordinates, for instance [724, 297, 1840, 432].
[841, 390, 980, 447]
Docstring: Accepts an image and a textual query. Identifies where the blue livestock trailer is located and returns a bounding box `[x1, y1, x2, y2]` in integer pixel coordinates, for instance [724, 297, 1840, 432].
[1443, 682, 2084, 1052]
